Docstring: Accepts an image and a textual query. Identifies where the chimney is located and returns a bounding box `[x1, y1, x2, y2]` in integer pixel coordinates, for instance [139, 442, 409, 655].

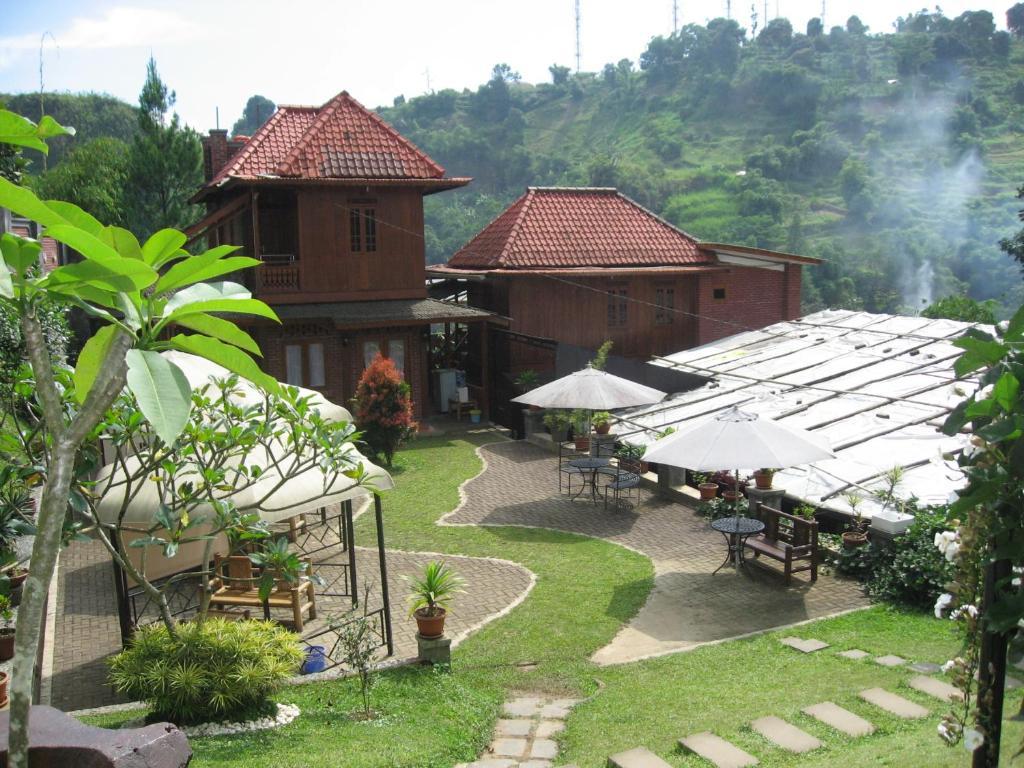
[202, 129, 229, 181]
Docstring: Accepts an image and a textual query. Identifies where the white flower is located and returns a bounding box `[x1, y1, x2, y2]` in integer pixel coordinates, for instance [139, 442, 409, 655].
[945, 541, 960, 562]
[964, 728, 985, 751]
[942, 659, 956, 673]
[935, 593, 954, 619]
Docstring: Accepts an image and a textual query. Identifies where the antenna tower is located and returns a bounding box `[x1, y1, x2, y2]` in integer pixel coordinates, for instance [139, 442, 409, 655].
[821, 0, 826, 28]
[726, 0, 731, 19]
[575, 0, 582, 72]
[673, 0, 679, 32]
[750, 4, 758, 36]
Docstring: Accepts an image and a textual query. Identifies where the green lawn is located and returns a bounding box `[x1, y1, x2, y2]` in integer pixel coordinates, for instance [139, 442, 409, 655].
[86, 434, 1019, 767]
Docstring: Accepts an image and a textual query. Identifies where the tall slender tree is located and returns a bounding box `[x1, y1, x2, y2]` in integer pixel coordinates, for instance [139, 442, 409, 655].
[232, 95, 276, 136]
[125, 58, 201, 239]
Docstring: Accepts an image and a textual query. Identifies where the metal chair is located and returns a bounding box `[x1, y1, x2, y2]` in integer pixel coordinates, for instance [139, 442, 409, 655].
[601, 457, 644, 511]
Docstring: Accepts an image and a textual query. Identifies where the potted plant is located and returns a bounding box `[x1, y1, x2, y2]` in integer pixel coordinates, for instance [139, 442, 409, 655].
[468, 408, 482, 424]
[592, 412, 613, 435]
[543, 411, 571, 443]
[406, 560, 463, 639]
[693, 472, 719, 500]
[514, 369, 539, 394]
[249, 537, 313, 599]
[753, 468, 775, 490]
[0, 469, 36, 591]
[0, 594, 14, 662]
[572, 410, 590, 451]
[841, 492, 869, 548]
[615, 443, 648, 474]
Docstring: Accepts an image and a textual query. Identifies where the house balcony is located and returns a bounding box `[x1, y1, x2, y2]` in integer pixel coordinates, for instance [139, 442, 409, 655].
[256, 255, 300, 293]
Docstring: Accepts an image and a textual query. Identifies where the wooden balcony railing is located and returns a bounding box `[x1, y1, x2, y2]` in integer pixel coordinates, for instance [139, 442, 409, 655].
[256, 259, 300, 293]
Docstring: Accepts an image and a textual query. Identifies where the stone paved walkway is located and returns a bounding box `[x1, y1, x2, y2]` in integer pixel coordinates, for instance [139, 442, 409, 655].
[50, 529, 533, 710]
[441, 441, 870, 664]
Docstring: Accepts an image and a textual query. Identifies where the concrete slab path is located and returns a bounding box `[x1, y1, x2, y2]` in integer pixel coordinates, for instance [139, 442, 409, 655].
[680, 732, 759, 768]
[910, 675, 961, 702]
[858, 688, 929, 719]
[803, 702, 875, 737]
[750, 716, 822, 753]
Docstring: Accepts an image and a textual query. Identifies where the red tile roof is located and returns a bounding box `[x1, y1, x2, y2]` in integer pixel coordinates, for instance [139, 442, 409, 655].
[208, 91, 445, 187]
[446, 187, 712, 270]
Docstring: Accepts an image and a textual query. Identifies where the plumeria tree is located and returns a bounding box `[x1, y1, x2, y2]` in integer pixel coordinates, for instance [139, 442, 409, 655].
[937, 304, 1024, 766]
[0, 109, 282, 767]
[352, 354, 415, 466]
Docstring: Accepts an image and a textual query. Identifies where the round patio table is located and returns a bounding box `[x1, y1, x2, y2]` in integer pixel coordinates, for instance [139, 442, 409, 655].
[710, 516, 765, 574]
[567, 457, 611, 502]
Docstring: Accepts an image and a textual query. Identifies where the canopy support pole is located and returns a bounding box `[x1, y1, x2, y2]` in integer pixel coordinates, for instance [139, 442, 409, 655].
[374, 495, 394, 656]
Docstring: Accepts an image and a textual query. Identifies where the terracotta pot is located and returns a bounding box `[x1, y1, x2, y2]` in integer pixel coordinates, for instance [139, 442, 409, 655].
[0, 630, 13, 662]
[753, 471, 774, 490]
[639, 461, 650, 474]
[574, 437, 590, 452]
[414, 607, 447, 639]
[7, 570, 27, 589]
[0, 671, 8, 708]
[723, 490, 742, 502]
[595, 423, 611, 435]
[698, 483, 719, 500]
[842, 531, 868, 549]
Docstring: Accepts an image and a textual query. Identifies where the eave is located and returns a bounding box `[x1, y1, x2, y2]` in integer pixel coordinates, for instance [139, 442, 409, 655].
[698, 243, 824, 266]
[426, 264, 728, 279]
[192, 174, 472, 203]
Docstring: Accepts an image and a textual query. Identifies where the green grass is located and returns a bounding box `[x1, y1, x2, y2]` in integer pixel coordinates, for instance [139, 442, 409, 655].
[84, 435, 1016, 767]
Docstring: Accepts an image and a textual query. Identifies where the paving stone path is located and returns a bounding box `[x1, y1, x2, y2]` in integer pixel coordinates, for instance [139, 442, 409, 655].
[443, 441, 869, 664]
[455, 695, 579, 768]
[680, 732, 758, 767]
[50, 532, 534, 710]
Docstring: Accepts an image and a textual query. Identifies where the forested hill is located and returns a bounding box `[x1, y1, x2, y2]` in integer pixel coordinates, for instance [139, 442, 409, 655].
[378, 10, 1024, 316]
[6, 9, 1024, 316]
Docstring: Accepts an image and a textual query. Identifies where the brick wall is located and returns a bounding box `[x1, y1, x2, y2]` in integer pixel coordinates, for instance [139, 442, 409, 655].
[203, 130, 229, 182]
[694, 266, 798, 346]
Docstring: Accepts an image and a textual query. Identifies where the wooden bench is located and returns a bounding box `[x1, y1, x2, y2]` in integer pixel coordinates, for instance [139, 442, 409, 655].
[744, 504, 818, 584]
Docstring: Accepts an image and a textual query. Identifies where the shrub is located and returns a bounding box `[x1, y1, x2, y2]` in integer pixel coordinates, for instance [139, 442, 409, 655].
[866, 505, 955, 610]
[109, 618, 303, 724]
[352, 354, 416, 467]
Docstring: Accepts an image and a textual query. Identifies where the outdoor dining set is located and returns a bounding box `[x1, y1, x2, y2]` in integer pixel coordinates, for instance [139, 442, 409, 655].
[513, 364, 835, 583]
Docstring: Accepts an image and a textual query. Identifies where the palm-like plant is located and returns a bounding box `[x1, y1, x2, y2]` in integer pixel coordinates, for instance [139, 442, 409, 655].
[248, 537, 310, 601]
[406, 561, 463, 618]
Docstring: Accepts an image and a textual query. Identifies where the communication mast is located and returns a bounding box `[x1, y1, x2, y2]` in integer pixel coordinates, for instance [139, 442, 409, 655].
[575, 0, 582, 72]
[726, 0, 731, 20]
[673, 0, 679, 33]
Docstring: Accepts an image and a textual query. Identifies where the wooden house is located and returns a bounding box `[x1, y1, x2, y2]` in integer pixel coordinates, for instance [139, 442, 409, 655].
[188, 91, 494, 417]
[428, 187, 820, 373]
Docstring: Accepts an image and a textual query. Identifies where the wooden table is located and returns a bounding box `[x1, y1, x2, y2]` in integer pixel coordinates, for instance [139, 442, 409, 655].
[448, 397, 478, 420]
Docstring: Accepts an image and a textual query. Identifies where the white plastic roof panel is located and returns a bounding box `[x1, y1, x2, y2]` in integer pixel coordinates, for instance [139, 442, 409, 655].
[623, 310, 989, 519]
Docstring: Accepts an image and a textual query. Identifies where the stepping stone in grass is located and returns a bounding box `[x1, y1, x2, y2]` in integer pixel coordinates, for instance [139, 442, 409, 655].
[607, 746, 673, 768]
[679, 732, 759, 768]
[874, 655, 908, 667]
[909, 662, 943, 674]
[495, 719, 533, 737]
[909, 675, 960, 702]
[803, 702, 875, 737]
[504, 698, 543, 717]
[490, 738, 528, 758]
[859, 688, 929, 719]
[779, 637, 829, 653]
[536, 720, 564, 738]
[528, 739, 559, 760]
[467, 761, 517, 768]
[750, 716, 822, 753]
[838, 649, 870, 660]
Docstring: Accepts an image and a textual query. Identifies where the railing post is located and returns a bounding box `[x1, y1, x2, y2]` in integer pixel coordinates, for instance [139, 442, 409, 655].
[374, 495, 393, 656]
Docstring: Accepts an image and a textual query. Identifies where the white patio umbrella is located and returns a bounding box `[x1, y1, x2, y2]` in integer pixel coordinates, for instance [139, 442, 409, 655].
[642, 405, 835, 497]
[511, 364, 666, 410]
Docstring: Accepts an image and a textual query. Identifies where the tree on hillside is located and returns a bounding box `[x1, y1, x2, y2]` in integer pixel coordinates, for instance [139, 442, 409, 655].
[759, 18, 794, 49]
[124, 57, 202, 239]
[549, 65, 571, 86]
[33, 138, 129, 227]
[1010, 3, 1024, 37]
[846, 15, 867, 35]
[921, 295, 998, 323]
[1000, 185, 1024, 274]
[807, 17, 824, 37]
[232, 94, 275, 136]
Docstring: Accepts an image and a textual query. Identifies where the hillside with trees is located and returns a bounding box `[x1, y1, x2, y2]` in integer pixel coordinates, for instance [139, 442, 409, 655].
[379, 8, 1024, 316]
[6, 7, 1024, 316]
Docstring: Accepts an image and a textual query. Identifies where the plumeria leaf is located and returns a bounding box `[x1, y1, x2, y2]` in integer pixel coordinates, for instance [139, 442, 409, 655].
[125, 350, 193, 444]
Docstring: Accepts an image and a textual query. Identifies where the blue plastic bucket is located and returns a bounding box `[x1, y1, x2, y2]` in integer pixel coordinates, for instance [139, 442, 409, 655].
[301, 645, 327, 674]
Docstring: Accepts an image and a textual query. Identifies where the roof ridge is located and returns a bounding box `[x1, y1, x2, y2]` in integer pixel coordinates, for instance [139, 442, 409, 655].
[501, 188, 535, 267]
[275, 92, 346, 176]
[528, 186, 618, 193]
[612, 188, 704, 246]
[343, 91, 446, 178]
[215, 106, 292, 183]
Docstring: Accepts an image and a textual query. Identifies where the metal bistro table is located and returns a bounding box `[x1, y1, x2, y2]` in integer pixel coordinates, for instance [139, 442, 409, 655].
[710, 515, 765, 574]
[567, 457, 611, 502]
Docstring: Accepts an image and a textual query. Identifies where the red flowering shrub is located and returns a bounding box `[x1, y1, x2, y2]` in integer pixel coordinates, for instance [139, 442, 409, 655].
[353, 354, 416, 466]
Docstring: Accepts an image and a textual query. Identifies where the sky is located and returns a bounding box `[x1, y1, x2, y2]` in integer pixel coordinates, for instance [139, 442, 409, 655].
[0, 0, 1013, 133]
